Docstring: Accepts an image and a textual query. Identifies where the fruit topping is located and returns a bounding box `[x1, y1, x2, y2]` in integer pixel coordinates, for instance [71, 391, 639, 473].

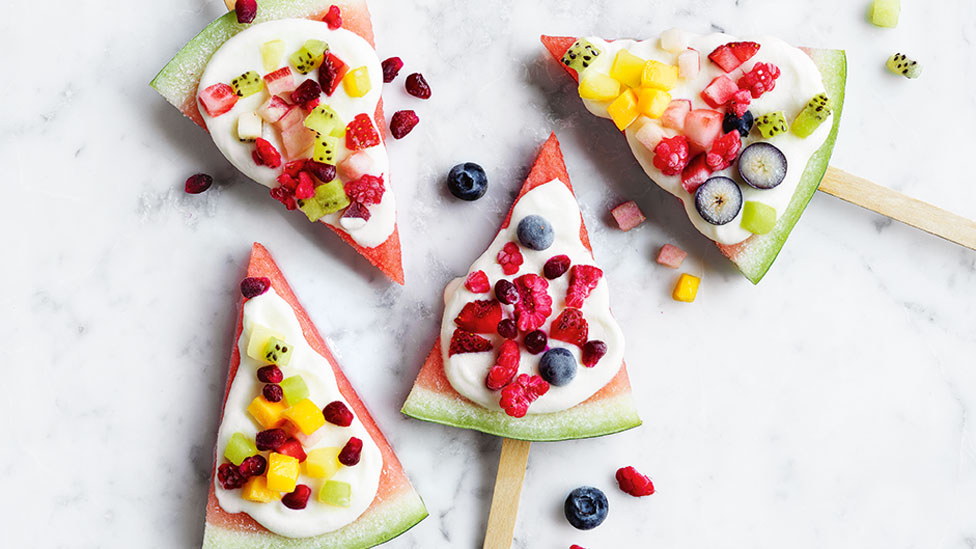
[257, 95, 290, 123]
[497, 242, 524, 276]
[524, 330, 548, 355]
[290, 39, 328, 75]
[405, 72, 431, 99]
[549, 308, 589, 348]
[256, 428, 288, 451]
[235, 0, 257, 24]
[390, 110, 420, 139]
[323, 401, 354, 427]
[564, 487, 608, 530]
[659, 28, 689, 53]
[642, 60, 679, 91]
[263, 67, 297, 96]
[672, 273, 701, 303]
[282, 485, 312, 510]
[280, 375, 309, 406]
[578, 72, 620, 102]
[240, 276, 270, 298]
[260, 40, 285, 72]
[637, 88, 672, 119]
[677, 49, 700, 80]
[754, 111, 788, 139]
[616, 466, 655, 497]
[455, 300, 503, 333]
[381, 57, 404, 83]
[652, 135, 691, 176]
[544, 255, 572, 279]
[290, 79, 322, 105]
[343, 66, 372, 97]
[738, 142, 787, 189]
[319, 480, 352, 506]
[218, 462, 246, 490]
[791, 93, 832, 137]
[561, 39, 602, 73]
[737, 63, 781, 99]
[253, 138, 282, 168]
[198, 83, 238, 117]
[494, 279, 519, 304]
[448, 162, 489, 201]
[499, 374, 549, 418]
[700, 75, 738, 109]
[257, 364, 283, 383]
[263, 383, 283, 402]
[283, 398, 326, 435]
[497, 318, 518, 340]
[184, 173, 213, 194]
[581, 340, 608, 367]
[566, 265, 603, 309]
[344, 174, 385, 205]
[741, 201, 777, 235]
[695, 176, 742, 225]
[708, 41, 759, 72]
[448, 328, 493, 356]
[275, 106, 305, 132]
[517, 215, 555, 250]
[656, 244, 687, 269]
[324, 4, 342, 29]
[241, 476, 276, 502]
[661, 99, 691, 131]
[634, 121, 666, 152]
[237, 111, 263, 142]
[276, 438, 308, 462]
[297, 179, 350, 221]
[722, 110, 754, 137]
[230, 70, 264, 98]
[465, 271, 490, 293]
[311, 135, 339, 165]
[247, 396, 287, 429]
[683, 109, 723, 150]
[267, 452, 300, 492]
[886, 52, 921, 79]
[513, 274, 553, 332]
[338, 437, 363, 466]
[485, 340, 520, 390]
[609, 50, 646, 88]
[340, 201, 370, 229]
[705, 131, 742, 171]
[338, 151, 373, 181]
[307, 160, 336, 183]
[607, 89, 639, 130]
[238, 454, 267, 478]
[870, 0, 900, 27]
[224, 432, 258, 466]
[611, 201, 646, 231]
[345, 113, 381, 150]
[262, 335, 292, 366]
[539, 347, 577, 387]
[306, 447, 342, 479]
[318, 52, 349, 96]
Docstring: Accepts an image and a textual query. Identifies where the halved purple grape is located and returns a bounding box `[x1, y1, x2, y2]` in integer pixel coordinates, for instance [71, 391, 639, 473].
[737, 142, 787, 190]
[694, 176, 742, 225]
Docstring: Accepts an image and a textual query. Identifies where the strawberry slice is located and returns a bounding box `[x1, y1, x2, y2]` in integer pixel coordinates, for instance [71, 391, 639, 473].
[549, 308, 589, 348]
[485, 340, 520, 390]
[681, 153, 711, 194]
[448, 328, 492, 356]
[454, 300, 503, 334]
[706, 44, 742, 73]
[565, 265, 603, 309]
[318, 52, 349, 97]
[729, 41, 761, 63]
[513, 274, 553, 332]
[345, 113, 381, 150]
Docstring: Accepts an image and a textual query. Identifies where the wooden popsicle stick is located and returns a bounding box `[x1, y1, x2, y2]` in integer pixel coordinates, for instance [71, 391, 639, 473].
[819, 166, 976, 251]
[483, 438, 532, 549]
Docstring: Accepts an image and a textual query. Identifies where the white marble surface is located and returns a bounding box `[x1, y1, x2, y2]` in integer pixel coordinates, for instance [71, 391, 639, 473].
[3, 0, 976, 547]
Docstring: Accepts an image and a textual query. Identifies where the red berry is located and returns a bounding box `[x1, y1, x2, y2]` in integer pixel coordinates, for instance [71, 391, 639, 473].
[184, 173, 213, 194]
[344, 174, 385, 205]
[497, 318, 518, 339]
[235, 0, 257, 24]
[543, 255, 571, 279]
[523, 330, 547, 354]
[496, 242, 524, 276]
[282, 484, 312, 509]
[615, 466, 655, 497]
[737, 62, 781, 99]
[277, 438, 307, 462]
[323, 401, 354, 427]
[706, 131, 742, 171]
[485, 339, 521, 390]
[464, 270, 490, 293]
[240, 276, 270, 298]
[338, 437, 363, 466]
[238, 455, 267, 477]
[218, 462, 246, 490]
[448, 328, 493, 356]
[513, 274, 553, 332]
[499, 374, 549, 418]
[681, 153, 712, 194]
[581, 340, 608, 367]
[455, 300, 503, 334]
[256, 365, 283, 383]
[270, 186, 297, 210]
[729, 41, 761, 62]
[571, 545, 587, 549]
[306, 161, 336, 183]
[549, 308, 589, 348]
[254, 138, 282, 169]
[263, 383, 283, 402]
[290, 79, 322, 105]
[652, 135, 690, 176]
[405, 72, 431, 99]
[729, 89, 751, 118]
[323, 5, 342, 29]
[381, 57, 404, 83]
[343, 201, 371, 222]
[318, 53, 349, 96]
[255, 428, 287, 451]
[295, 172, 316, 200]
[494, 279, 519, 305]
[566, 265, 603, 309]
[345, 113, 381, 150]
[390, 110, 420, 139]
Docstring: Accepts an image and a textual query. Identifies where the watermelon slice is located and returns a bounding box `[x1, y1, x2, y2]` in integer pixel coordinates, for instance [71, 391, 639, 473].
[541, 35, 847, 284]
[151, 0, 404, 285]
[202, 243, 426, 547]
[401, 134, 641, 442]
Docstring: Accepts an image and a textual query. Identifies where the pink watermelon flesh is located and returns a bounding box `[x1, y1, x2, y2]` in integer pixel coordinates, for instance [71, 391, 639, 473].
[540, 35, 847, 284]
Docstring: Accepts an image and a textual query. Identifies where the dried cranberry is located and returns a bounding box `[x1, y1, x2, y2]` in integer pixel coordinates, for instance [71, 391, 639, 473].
[255, 428, 287, 451]
[390, 110, 419, 139]
[240, 276, 270, 298]
[543, 255, 571, 279]
[323, 401, 354, 427]
[405, 72, 431, 99]
[494, 279, 519, 305]
[290, 79, 322, 105]
[497, 318, 518, 339]
[184, 173, 213, 194]
[282, 484, 312, 509]
[238, 455, 267, 477]
[306, 161, 336, 183]
[323, 5, 342, 29]
[338, 437, 363, 466]
[218, 462, 245, 489]
[256, 365, 283, 383]
[524, 330, 547, 354]
[381, 57, 404, 83]
[263, 383, 283, 402]
[235, 0, 257, 24]
[582, 340, 608, 368]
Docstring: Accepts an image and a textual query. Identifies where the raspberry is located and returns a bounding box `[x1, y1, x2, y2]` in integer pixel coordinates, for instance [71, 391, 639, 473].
[255, 428, 287, 451]
[282, 160, 308, 178]
[737, 62, 781, 99]
[235, 0, 257, 24]
[323, 5, 342, 30]
[295, 172, 316, 200]
[523, 330, 547, 354]
[344, 174, 385, 206]
[390, 110, 420, 139]
[615, 466, 655, 497]
[256, 365, 283, 383]
[276, 438, 307, 462]
[454, 300, 503, 334]
[729, 89, 751, 118]
[262, 383, 283, 402]
[306, 161, 336, 183]
[405, 72, 431, 99]
[705, 131, 742, 171]
[184, 173, 213, 194]
[323, 401, 354, 427]
[240, 276, 270, 298]
[581, 340, 608, 367]
[499, 374, 549, 418]
[566, 265, 603, 308]
[338, 437, 363, 466]
[345, 113, 381, 150]
[291, 79, 322, 105]
[381, 57, 404, 83]
[652, 135, 691, 176]
[238, 455, 267, 478]
[544, 255, 571, 279]
[464, 270, 490, 293]
[513, 274, 553, 332]
[282, 484, 312, 509]
[270, 186, 297, 210]
[254, 138, 282, 169]
[277, 173, 298, 192]
[217, 462, 246, 490]
[496, 242, 524, 275]
[448, 328, 492, 356]
[497, 318, 518, 339]
[485, 340, 520, 390]
[549, 308, 589, 348]
[494, 279, 519, 305]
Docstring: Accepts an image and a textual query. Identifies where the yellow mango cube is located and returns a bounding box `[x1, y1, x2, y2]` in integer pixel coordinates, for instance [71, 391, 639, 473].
[247, 396, 288, 429]
[609, 50, 646, 88]
[342, 66, 371, 98]
[241, 476, 278, 503]
[578, 72, 620, 102]
[305, 447, 343, 479]
[637, 88, 672, 119]
[607, 89, 639, 131]
[642, 60, 679, 91]
[266, 452, 300, 492]
[282, 398, 326, 435]
[246, 323, 285, 362]
[672, 273, 701, 303]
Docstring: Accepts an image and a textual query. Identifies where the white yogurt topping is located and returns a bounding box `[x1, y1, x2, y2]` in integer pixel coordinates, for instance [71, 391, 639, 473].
[214, 289, 381, 538]
[579, 32, 832, 245]
[199, 19, 394, 248]
[441, 180, 625, 414]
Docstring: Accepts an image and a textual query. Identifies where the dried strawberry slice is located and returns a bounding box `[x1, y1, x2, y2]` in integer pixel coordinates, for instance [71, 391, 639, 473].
[549, 308, 589, 348]
[345, 113, 381, 150]
[318, 52, 349, 96]
[464, 270, 490, 293]
[513, 274, 553, 332]
[499, 374, 549, 418]
[496, 242, 524, 275]
[485, 340, 520, 390]
[454, 300, 503, 334]
[566, 265, 603, 308]
[448, 328, 492, 356]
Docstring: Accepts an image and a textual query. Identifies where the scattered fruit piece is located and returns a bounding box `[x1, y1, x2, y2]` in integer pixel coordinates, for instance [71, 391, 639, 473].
[405, 73, 431, 99]
[695, 176, 742, 225]
[448, 328, 492, 356]
[318, 52, 349, 96]
[238, 455, 267, 478]
[566, 265, 603, 308]
[494, 279, 519, 305]
[581, 340, 607, 367]
[700, 75, 738, 108]
[230, 71, 263, 98]
[722, 110, 754, 138]
[263, 383, 283, 402]
[539, 347, 577, 386]
[297, 179, 350, 220]
[305, 447, 342, 479]
[791, 93, 832, 137]
[616, 466, 655, 497]
[659, 28, 689, 52]
[198, 83, 238, 117]
[454, 300, 503, 334]
[280, 375, 309, 406]
[345, 113, 381, 150]
[656, 244, 687, 269]
[344, 174, 385, 206]
[870, 0, 900, 28]
[323, 4, 342, 29]
[276, 438, 308, 462]
[660, 99, 691, 131]
[683, 109, 723, 150]
[634, 120, 667, 152]
[672, 273, 701, 303]
[338, 151, 373, 181]
[256, 364, 283, 383]
[637, 88, 671, 119]
[705, 131, 742, 171]
[185, 173, 213, 194]
[447, 162, 488, 201]
[291, 79, 322, 105]
[550, 308, 589, 348]
[257, 94, 290, 123]
[283, 398, 327, 435]
[737, 63, 781, 99]
[607, 89, 639, 130]
[218, 462, 246, 490]
[390, 110, 419, 139]
[381, 57, 404, 83]
[497, 242, 524, 276]
[523, 330, 548, 355]
[290, 39, 328, 75]
[741, 201, 777, 234]
[517, 215, 555, 250]
[338, 437, 364, 466]
[235, 0, 257, 24]
[499, 374, 549, 417]
[486, 340, 520, 390]
[224, 432, 258, 466]
[754, 111, 788, 139]
[241, 475, 276, 502]
[886, 53, 922, 79]
[728, 89, 752, 118]
[497, 318, 518, 339]
[237, 111, 263, 142]
[578, 72, 620, 101]
[343, 66, 372, 97]
[561, 39, 602, 73]
[609, 49, 646, 88]
[513, 274, 553, 332]
[266, 452, 300, 492]
[340, 201, 370, 229]
[544, 255, 572, 279]
[323, 401, 354, 427]
[282, 485, 312, 510]
[260, 40, 285, 72]
[319, 480, 352, 506]
[611, 201, 645, 231]
[256, 428, 288, 452]
[677, 49, 700, 79]
[262, 335, 292, 366]
[263, 67, 297, 96]
[281, 125, 316, 158]
[707, 43, 745, 72]
[465, 271, 491, 293]
[564, 486, 608, 530]
[641, 60, 678, 90]
[247, 396, 287, 429]
[311, 134, 339, 164]
[653, 135, 691, 176]
[253, 138, 282, 168]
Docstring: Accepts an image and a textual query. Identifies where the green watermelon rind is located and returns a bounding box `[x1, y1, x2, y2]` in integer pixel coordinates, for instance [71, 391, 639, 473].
[401, 385, 642, 442]
[724, 49, 847, 284]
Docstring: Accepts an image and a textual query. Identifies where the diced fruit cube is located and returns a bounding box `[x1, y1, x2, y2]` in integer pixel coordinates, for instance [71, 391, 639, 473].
[677, 49, 700, 80]
[870, 0, 900, 27]
[290, 40, 328, 74]
[740, 201, 777, 234]
[275, 107, 304, 132]
[886, 53, 922, 79]
[230, 71, 264, 98]
[561, 38, 602, 73]
[672, 273, 700, 303]
[236, 111, 263, 142]
[708, 44, 745, 73]
[266, 452, 300, 492]
[276, 438, 307, 462]
[641, 60, 678, 90]
[609, 50, 646, 88]
[338, 151, 374, 181]
[683, 109, 723, 150]
[636, 88, 671, 119]
[755, 111, 788, 138]
[700, 75, 739, 108]
[247, 324, 284, 361]
[280, 376, 309, 406]
[319, 52, 349, 96]
[282, 398, 326, 435]
[260, 39, 286, 72]
[198, 83, 238, 117]
[607, 89, 639, 131]
[297, 179, 350, 222]
[263, 67, 297, 96]
[634, 119, 667, 152]
[342, 66, 371, 97]
[312, 134, 340, 165]
[242, 476, 278, 503]
[660, 99, 691, 131]
[224, 432, 258, 466]
[578, 72, 621, 102]
[305, 447, 343, 479]
[659, 28, 689, 53]
[656, 244, 687, 268]
[610, 201, 645, 231]
[281, 124, 315, 159]
[318, 480, 352, 507]
[262, 337, 292, 366]
[791, 93, 832, 138]
[304, 104, 343, 136]
[257, 95, 290, 123]
[247, 395, 288, 429]
[345, 113, 381, 150]
[681, 154, 711, 193]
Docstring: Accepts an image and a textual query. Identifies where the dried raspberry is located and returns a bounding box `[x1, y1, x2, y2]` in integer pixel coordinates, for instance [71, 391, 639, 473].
[737, 62, 781, 99]
[455, 300, 503, 333]
[343, 201, 371, 222]
[254, 138, 282, 169]
[240, 276, 270, 298]
[513, 274, 553, 332]
[705, 131, 742, 171]
[729, 89, 751, 118]
[485, 340, 520, 390]
[448, 328, 492, 356]
[218, 462, 246, 490]
[184, 173, 213, 194]
[652, 135, 691, 176]
[464, 271, 490, 293]
[269, 186, 297, 210]
[344, 174, 385, 206]
[523, 330, 547, 354]
[252, 149, 264, 166]
[581, 340, 607, 367]
[238, 455, 267, 478]
[235, 0, 257, 24]
[566, 265, 603, 309]
[323, 5, 342, 29]
[263, 383, 283, 402]
[615, 466, 655, 497]
[499, 374, 549, 418]
[497, 318, 518, 339]
[405, 72, 431, 99]
[256, 365, 283, 383]
[338, 437, 363, 466]
[255, 428, 287, 451]
[306, 161, 336, 183]
[291, 79, 322, 105]
[543, 255, 571, 279]
[282, 484, 312, 509]
[496, 242, 524, 276]
[283, 159, 307, 178]
[549, 308, 589, 348]
[323, 401, 354, 427]
[345, 113, 381, 150]
[277, 438, 307, 462]
[494, 279, 519, 305]
[390, 110, 420, 139]
[276, 173, 299, 192]
[381, 57, 404, 83]
[295, 172, 316, 200]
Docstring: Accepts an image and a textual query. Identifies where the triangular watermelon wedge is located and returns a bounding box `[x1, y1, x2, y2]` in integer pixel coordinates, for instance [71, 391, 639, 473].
[541, 34, 847, 284]
[401, 134, 641, 442]
[151, 0, 404, 285]
[202, 243, 426, 547]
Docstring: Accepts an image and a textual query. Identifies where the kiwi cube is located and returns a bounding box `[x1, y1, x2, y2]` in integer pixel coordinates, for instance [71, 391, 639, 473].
[298, 179, 351, 221]
[790, 93, 831, 138]
[561, 39, 602, 73]
[230, 70, 264, 98]
[262, 336, 292, 366]
[755, 111, 788, 139]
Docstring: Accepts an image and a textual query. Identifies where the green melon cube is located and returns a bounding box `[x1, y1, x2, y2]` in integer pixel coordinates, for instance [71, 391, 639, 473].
[870, 0, 900, 28]
[319, 480, 351, 507]
[741, 201, 778, 235]
[224, 432, 258, 466]
[280, 375, 309, 406]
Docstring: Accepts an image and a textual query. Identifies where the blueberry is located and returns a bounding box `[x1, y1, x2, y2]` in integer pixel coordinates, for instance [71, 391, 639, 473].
[722, 110, 755, 137]
[694, 176, 742, 225]
[516, 215, 554, 250]
[447, 162, 488, 201]
[539, 348, 576, 386]
[564, 486, 608, 530]
[737, 142, 787, 190]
